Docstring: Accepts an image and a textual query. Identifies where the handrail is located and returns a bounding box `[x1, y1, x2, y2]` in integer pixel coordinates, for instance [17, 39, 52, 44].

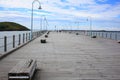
[0, 31, 47, 53]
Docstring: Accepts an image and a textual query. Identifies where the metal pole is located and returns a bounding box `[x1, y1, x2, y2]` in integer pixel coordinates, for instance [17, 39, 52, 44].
[18, 34, 21, 45]
[110, 32, 112, 39]
[90, 17, 92, 37]
[23, 33, 25, 43]
[31, 0, 42, 40]
[13, 35, 15, 48]
[31, 2, 33, 40]
[29, 33, 31, 41]
[115, 32, 117, 40]
[26, 33, 27, 42]
[41, 16, 42, 31]
[106, 32, 107, 38]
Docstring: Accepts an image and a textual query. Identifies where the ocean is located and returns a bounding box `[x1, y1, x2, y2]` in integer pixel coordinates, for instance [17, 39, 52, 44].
[0, 31, 30, 54]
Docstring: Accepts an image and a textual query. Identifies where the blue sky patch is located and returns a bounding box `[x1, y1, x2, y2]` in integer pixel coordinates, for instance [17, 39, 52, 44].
[0, 0, 120, 30]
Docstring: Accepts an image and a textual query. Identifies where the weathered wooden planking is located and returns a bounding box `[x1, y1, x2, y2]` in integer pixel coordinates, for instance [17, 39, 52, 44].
[8, 59, 37, 80]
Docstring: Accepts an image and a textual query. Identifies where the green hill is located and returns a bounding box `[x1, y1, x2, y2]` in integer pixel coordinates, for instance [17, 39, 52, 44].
[0, 22, 30, 31]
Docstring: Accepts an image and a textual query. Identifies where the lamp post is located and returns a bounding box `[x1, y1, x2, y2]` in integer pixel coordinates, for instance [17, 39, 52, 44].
[40, 16, 43, 31]
[90, 17, 92, 37]
[41, 15, 47, 31]
[87, 16, 92, 37]
[40, 15, 44, 31]
[43, 16, 49, 31]
[45, 17, 48, 31]
[31, 0, 42, 39]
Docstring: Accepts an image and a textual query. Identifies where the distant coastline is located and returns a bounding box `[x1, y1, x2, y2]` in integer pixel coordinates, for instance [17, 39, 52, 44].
[0, 22, 30, 31]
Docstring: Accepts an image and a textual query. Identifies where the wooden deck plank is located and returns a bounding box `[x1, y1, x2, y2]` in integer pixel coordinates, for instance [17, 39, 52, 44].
[0, 32, 120, 80]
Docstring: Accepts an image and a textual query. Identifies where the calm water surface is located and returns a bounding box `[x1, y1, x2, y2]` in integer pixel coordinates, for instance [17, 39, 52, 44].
[0, 31, 30, 54]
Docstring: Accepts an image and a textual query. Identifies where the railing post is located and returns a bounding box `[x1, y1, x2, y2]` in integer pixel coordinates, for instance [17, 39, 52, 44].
[115, 32, 117, 40]
[110, 32, 112, 39]
[38, 32, 39, 37]
[106, 32, 107, 38]
[23, 33, 25, 43]
[4, 36, 7, 52]
[13, 35, 15, 48]
[18, 34, 21, 45]
[32, 32, 35, 39]
[29, 33, 31, 41]
[35, 32, 37, 38]
[35, 32, 36, 38]
[99, 32, 100, 37]
[39, 31, 41, 36]
[102, 32, 104, 38]
[37, 32, 38, 37]
[26, 33, 27, 42]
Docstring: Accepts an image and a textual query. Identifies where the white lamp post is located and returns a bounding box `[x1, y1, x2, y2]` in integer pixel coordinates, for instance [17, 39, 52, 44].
[31, 0, 42, 39]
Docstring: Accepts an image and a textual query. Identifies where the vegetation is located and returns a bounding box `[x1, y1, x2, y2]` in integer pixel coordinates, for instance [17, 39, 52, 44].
[0, 22, 30, 31]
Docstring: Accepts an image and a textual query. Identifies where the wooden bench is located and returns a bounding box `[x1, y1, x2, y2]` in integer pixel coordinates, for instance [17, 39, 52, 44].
[47, 31, 49, 34]
[91, 36, 97, 38]
[8, 59, 37, 80]
[41, 39, 46, 43]
[117, 40, 120, 43]
[76, 33, 79, 35]
[45, 35, 48, 38]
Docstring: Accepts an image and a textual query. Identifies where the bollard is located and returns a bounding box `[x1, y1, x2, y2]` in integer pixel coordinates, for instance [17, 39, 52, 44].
[4, 36, 7, 52]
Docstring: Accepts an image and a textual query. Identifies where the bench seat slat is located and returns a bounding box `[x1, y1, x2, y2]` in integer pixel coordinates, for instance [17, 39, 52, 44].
[8, 59, 37, 80]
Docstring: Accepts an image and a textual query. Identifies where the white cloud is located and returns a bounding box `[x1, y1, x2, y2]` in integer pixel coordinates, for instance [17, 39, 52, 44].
[0, 0, 120, 20]
[66, 0, 95, 6]
[97, 0, 107, 2]
[0, 0, 31, 8]
[0, 11, 29, 18]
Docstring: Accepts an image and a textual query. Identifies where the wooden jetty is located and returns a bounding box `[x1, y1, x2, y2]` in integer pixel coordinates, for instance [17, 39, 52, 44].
[0, 31, 120, 80]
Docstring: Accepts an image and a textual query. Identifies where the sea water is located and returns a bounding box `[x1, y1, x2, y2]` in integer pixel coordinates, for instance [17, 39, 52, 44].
[0, 31, 30, 54]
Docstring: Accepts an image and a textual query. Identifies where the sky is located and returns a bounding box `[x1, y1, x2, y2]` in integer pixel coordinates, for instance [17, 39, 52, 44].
[0, 0, 120, 31]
